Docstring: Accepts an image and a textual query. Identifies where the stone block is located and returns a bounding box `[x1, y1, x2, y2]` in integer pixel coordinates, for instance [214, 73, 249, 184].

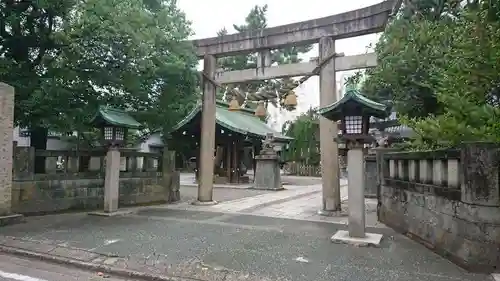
[455, 201, 500, 225]
[254, 155, 282, 190]
[13, 147, 34, 179]
[460, 142, 500, 206]
[331, 230, 383, 247]
[379, 184, 500, 272]
[364, 155, 378, 198]
[0, 214, 24, 226]
[0, 83, 14, 216]
[88, 209, 135, 217]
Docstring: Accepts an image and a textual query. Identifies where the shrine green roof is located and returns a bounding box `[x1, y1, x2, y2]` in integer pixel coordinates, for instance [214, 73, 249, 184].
[171, 101, 292, 142]
[317, 86, 389, 121]
[90, 106, 143, 129]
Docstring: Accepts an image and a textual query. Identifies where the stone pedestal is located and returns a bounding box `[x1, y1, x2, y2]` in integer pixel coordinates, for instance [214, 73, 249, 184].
[347, 147, 366, 237]
[254, 154, 283, 190]
[331, 146, 382, 246]
[104, 147, 120, 213]
[89, 147, 123, 216]
[0, 83, 23, 226]
[162, 150, 180, 202]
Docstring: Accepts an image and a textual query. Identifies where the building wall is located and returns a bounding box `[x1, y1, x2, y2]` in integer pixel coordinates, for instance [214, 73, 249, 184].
[13, 127, 73, 150]
[137, 132, 163, 153]
[134, 132, 165, 170]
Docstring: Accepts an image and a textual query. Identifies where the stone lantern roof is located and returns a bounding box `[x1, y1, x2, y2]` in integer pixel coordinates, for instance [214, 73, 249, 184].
[317, 86, 389, 121]
[89, 106, 143, 129]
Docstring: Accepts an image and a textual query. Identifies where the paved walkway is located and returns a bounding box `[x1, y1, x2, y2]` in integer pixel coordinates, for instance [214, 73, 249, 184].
[0, 210, 491, 281]
[174, 178, 383, 227]
[179, 172, 324, 189]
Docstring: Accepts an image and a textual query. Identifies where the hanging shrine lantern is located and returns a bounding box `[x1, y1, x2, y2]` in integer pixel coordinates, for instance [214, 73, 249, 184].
[255, 101, 267, 118]
[284, 90, 297, 107]
[228, 95, 240, 111]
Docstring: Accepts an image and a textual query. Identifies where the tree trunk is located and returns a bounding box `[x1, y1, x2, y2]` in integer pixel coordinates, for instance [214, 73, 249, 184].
[30, 127, 48, 174]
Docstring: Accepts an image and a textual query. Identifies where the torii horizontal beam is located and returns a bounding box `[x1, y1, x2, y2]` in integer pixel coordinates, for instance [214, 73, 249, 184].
[189, 1, 396, 57]
[214, 53, 377, 84]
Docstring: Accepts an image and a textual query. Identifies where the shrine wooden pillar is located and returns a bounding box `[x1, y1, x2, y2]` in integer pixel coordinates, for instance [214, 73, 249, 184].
[230, 139, 241, 183]
[225, 141, 231, 181]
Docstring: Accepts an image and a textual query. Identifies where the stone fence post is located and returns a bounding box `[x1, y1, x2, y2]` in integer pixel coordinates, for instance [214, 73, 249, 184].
[162, 150, 180, 202]
[374, 147, 402, 218]
[460, 142, 500, 206]
[13, 146, 35, 180]
[0, 82, 23, 225]
[364, 154, 377, 198]
[374, 148, 401, 189]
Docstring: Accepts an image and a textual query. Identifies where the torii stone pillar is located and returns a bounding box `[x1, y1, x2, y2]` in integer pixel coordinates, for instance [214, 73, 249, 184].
[0, 83, 23, 225]
[318, 37, 341, 214]
[195, 54, 218, 205]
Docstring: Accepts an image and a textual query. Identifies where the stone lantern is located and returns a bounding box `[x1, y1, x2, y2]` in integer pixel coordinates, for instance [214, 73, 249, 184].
[89, 106, 143, 215]
[228, 95, 240, 111]
[91, 106, 143, 148]
[254, 101, 267, 118]
[318, 85, 389, 246]
[284, 90, 297, 107]
[102, 125, 127, 147]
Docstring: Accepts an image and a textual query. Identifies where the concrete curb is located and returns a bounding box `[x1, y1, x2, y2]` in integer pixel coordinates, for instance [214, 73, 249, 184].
[180, 184, 253, 190]
[0, 245, 189, 281]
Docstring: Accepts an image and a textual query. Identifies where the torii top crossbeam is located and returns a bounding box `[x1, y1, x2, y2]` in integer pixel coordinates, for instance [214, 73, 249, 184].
[189, 0, 402, 58]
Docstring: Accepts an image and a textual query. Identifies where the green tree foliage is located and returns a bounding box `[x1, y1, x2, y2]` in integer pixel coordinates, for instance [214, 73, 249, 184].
[216, 5, 312, 109]
[282, 108, 320, 165]
[61, 0, 198, 137]
[407, 5, 500, 148]
[362, 0, 500, 149]
[362, 0, 461, 117]
[0, 0, 75, 128]
[0, 0, 198, 142]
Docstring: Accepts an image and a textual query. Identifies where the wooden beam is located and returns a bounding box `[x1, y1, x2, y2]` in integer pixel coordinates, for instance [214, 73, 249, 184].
[189, 1, 393, 57]
[215, 53, 377, 84]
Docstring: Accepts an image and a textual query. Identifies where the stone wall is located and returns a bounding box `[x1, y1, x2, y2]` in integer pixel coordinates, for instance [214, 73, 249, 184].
[376, 144, 500, 272]
[11, 147, 180, 215]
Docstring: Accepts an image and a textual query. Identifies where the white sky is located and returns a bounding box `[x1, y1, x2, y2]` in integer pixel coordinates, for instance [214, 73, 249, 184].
[177, 0, 384, 128]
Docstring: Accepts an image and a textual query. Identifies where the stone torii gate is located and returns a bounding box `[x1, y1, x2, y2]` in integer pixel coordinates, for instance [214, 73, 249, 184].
[190, 1, 401, 211]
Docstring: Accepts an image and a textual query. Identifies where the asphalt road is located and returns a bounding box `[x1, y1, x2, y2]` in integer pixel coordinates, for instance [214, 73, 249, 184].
[0, 210, 492, 281]
[0, 254, 132, 281]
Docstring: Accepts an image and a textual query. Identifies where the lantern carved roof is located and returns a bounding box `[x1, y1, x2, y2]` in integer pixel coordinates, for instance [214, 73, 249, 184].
[90, 106, 143, 129]
[317, 85, 389, 121]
